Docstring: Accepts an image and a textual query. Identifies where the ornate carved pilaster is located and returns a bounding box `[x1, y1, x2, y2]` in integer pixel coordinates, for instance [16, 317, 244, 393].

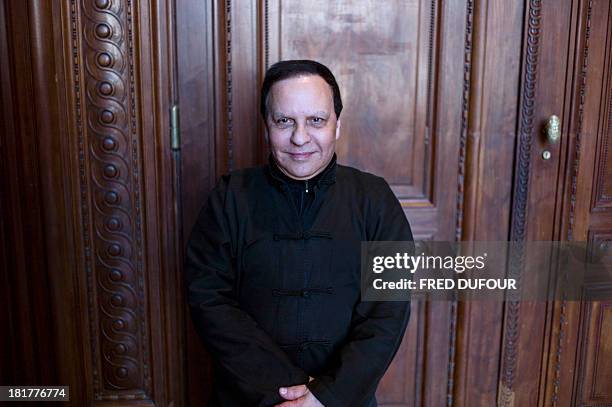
[70, 0, 151, 400]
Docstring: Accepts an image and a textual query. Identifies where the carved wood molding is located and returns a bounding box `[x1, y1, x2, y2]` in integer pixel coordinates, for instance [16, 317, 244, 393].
[263, 0, 270, 70]
[423, 0, 438, 205]
[574, 292, 612, 405]
[455, 0, 473, 242]
[500, 1, 542, 404]
[553, 2, 593, 404]
[595, 79, 612, 205]
[569, 0, 593, 240]
[447, 1, 474, 404]
[594, 4, 612, 209]
[511, 0, 541, 243]
[225, 0, 234, 171]
[70, 0, 152, 400]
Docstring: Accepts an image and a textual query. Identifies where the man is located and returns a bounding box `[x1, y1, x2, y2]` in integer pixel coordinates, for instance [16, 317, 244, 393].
[185, 60, 413, 407]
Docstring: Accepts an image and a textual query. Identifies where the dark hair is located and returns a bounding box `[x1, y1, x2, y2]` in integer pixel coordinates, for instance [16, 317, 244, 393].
[260, 60, 343, 120]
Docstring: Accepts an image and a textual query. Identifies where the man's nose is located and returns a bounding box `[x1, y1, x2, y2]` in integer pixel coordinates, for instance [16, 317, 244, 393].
[290, 123, 311, 146]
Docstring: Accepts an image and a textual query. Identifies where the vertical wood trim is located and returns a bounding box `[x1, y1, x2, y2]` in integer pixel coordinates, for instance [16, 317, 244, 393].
[68, 0, 153, 400]
[568, 0, 593, 243]
[593, 2, 612, 209]
[510, 0, 542, 243]
[423, 0, 439, 205]
[456, 0, 474, 242]
[448, 2, 475, 405]
[0, 0, 53, 388]
[262, 0, 279, 73]
[542, 1, 594, 406]
[500, 1, 542, 405]
[225, 0, 233, 171]
[213, 0, 228, 178]
[550, 2, 593, 404]
[1, 0, 179, 404]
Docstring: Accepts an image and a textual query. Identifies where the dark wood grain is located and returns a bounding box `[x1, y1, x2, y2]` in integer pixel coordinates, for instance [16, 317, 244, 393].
[2, 0, 611, 406]
[541, 1, 612, 406]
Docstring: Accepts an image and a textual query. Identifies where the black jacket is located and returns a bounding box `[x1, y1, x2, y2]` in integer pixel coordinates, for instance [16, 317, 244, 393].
[184, 155, 413, 406]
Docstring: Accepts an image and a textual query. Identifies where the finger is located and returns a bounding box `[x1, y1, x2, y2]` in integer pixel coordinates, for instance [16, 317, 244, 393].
[275, 399, 302, 407]
[279, 384, 309, 400]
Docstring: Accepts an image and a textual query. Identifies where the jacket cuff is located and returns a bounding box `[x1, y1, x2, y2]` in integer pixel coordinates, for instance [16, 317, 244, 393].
[307, 378, 344, 407]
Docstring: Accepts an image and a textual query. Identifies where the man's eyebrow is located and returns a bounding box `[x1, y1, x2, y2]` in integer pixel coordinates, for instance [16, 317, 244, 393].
[311, 111, 330, 117]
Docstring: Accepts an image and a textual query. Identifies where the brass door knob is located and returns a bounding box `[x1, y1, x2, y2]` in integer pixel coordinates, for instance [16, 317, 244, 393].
[545, 115, 561, 144]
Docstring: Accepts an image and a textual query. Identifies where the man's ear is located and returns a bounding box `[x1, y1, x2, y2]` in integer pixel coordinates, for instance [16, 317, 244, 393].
[335, 119, 341, 140]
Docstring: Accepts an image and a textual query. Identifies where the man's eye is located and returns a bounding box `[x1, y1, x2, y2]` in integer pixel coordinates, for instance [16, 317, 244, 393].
[311, 117, 325, 125]
[277, 118, 293, 125]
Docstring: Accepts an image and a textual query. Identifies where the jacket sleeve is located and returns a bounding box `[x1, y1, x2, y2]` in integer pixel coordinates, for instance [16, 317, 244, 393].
[184, 175, 310, 406]
[307, 178, 413, 407]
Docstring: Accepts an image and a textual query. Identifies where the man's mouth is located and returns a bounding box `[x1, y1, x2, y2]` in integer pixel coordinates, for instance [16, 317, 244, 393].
[287, 152, 315, 160]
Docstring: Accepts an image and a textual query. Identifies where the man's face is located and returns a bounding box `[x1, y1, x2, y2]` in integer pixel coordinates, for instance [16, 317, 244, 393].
[265, 75, 340, 180]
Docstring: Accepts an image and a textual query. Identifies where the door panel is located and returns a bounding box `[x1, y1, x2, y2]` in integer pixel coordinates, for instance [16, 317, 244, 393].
[268, 0, 431, 197]
[505, 0, 612, 406]
[498, 0, 576, 405]
[543, 1, 612, 405]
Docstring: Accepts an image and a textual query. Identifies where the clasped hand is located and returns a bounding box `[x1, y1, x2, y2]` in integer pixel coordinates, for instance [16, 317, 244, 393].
[274, 376, 324, 407]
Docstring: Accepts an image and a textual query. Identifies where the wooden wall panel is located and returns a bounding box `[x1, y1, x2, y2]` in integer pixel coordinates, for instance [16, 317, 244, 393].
[594, 102, 612, 207]
[566, 0, 611, 242]
[498, 1, 579, 405]
[569, 1, 612, 405]
[575, 298, 612, 406]
[540, 1, 612, 406]
[176, 1, 218, 405]
[59, 0, 181, 402]
[73, 1, 154, 397]
[4, 0, 609, 405]
[0, 0, 60, 389]
[267, 0, 431, 201]
[452, 1, 524, 405]
[0, 0, 182, 405]
[594, 36, 612, 209]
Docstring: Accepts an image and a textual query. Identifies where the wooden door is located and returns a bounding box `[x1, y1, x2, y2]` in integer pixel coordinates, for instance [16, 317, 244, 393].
[497, 0, 612, 406]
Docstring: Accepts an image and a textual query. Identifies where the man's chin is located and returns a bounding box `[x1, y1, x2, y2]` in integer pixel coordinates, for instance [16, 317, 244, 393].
[282, 165, 319, 180]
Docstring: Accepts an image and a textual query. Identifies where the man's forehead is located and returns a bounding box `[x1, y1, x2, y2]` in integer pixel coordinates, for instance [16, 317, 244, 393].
[266, 75, 335, 118]
[270, 75, 333, 97]
[271, 109, 330, 118]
